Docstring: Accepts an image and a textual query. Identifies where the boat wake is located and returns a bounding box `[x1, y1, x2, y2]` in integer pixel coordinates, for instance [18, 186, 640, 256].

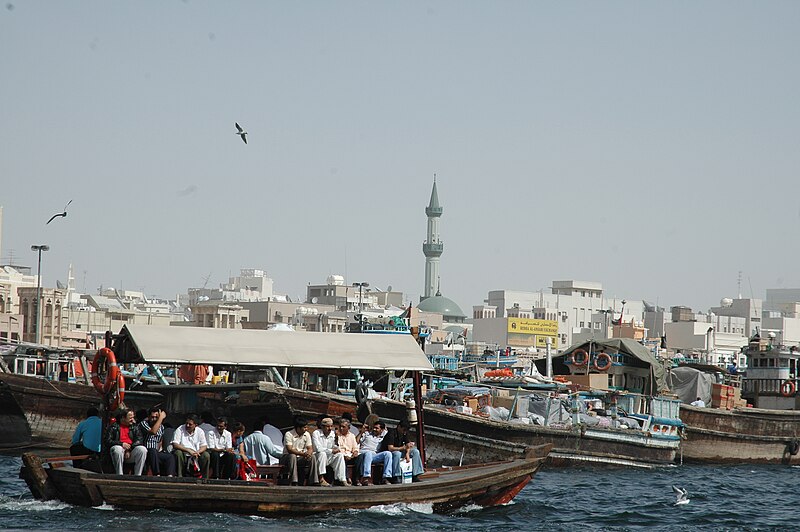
[0, 496, 71, 512]
[92, 503, 115, 511]
[358, 502, 434, 515]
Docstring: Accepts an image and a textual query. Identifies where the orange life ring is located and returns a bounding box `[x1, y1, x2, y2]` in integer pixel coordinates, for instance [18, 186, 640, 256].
[593, 353, 612, 372]
[109, 372, 126, 412]
[781, 380, 796, 397]
[570, 349, 589, 367]
[91, 347, 120, 396]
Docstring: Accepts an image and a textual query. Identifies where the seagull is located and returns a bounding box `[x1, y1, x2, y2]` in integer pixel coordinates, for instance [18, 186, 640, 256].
[235, 122, 247, 144]
[46, 200, 73, 225]
[672, 485, 689, 505]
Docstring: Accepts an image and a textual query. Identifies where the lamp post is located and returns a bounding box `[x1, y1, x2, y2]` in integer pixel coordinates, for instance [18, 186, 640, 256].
[31, 245, 49, 344]
[352, 282, 369, 330]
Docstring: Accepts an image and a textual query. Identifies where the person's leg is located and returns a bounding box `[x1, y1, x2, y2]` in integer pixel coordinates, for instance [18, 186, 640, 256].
[131, 446, 148, 475]
[302, 455, 319, 485]
[378, 451, 393, 479]
[158, 452, 176, 476]
[330, 453, 346, 482]
[410, 447, 424, 477]
[208, 451, 220, 478]
[174, 451, 187, 477]
[361, 450, 375, 480]
[146, 448, 160, 475]
[198, 451, 211, 478]
[220, 452, 236, 479]
[391, 451, 402, 478]
[110, 445, 124, 475]
[281, 454, 299, 484]
[315, 451, 328, 477]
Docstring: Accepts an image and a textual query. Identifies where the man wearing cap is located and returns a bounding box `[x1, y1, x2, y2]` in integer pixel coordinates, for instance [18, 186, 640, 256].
[311, 417, 346, 486]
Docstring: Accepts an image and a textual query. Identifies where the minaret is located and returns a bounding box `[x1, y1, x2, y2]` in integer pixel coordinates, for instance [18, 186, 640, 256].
[422, 175, 443, 301]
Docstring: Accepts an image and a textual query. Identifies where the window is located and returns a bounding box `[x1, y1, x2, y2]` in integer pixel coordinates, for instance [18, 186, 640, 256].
[768, 358, 775, 367]
[579, 322, 584, 328]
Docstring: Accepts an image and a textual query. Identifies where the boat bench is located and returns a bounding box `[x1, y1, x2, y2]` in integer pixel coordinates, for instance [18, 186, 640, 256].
[254, 463, 386, 485]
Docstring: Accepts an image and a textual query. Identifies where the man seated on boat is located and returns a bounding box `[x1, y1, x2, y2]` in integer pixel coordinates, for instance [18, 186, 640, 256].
[70, 407, 102, 468]
[171, 414, 211, 478]
[341, 412, 360, 436]
[245, 424, 284, 466]
[105, 408, 148, 476]
[336, 418, 360, 473]
[138, 407, 176, 476]
[207, 416, 236, 479]
[356, 420, 393, 486]
[280, 417, 320, 486]
[311, 417, 347, 486]
[379, 420, 424, 483]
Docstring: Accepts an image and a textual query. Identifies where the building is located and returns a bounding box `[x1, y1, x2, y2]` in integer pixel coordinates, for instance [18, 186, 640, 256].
[18, 287, 66, 346]
[191, 300, 249, 328]
[486, 282, 640, 348]
[188, 268, 274, 305]
[422, 177, 443, 301]
[305, 275, 378, 311]
[709, 298, 762, 338]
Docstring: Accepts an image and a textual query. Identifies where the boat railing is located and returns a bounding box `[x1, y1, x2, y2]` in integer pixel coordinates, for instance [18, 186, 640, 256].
[742, 377, 798, 396]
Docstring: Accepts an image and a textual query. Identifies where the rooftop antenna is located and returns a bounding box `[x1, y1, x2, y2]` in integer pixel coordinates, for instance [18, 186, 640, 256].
[201, 272, 212, 289]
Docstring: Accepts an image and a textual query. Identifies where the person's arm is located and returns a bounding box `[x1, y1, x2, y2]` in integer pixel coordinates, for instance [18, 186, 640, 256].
[171, 429, 195, 455]
[284, 432, 304, 456]
[197, 430, 208, 454]
[148, 411, 167, 435]
[311, 430, 324, 453]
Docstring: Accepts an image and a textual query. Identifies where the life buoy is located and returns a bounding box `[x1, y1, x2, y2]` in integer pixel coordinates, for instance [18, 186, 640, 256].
[780, 380, 796, 397]
[570, 349, 589, 367]
[109, 372, 126, 412]
[91, 347, 120, 396]
[593, 353, 612, 372]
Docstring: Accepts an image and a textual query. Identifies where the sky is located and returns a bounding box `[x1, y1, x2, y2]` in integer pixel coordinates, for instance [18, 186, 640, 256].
[2, 1, 800, 312]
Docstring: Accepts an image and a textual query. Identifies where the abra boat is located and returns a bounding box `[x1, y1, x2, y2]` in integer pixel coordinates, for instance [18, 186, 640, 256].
[18, 325, 552, 515]
[20, 446, 551, 516]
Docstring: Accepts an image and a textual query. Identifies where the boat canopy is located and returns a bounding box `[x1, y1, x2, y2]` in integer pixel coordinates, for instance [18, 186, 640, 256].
[116, 324, 433, 371]
[560, 338, 667, 392]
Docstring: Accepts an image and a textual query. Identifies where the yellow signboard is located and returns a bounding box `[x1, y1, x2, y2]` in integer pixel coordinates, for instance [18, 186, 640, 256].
[507, 318, 558, 337]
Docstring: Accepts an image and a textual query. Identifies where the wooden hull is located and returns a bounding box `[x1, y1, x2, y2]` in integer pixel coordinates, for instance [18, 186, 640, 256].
[372, 399, 679, 468]
[0, 373, 161, 449]
[679, 404, 800, 464]
[22, 449, 552, 516]
[0, 379, 32, 449]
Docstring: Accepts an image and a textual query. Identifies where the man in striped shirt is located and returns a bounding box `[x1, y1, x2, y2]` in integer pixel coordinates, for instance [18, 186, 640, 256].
[138, 407, 176, 476]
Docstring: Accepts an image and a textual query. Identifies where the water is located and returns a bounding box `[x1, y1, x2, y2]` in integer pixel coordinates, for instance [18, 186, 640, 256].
[1, 454, 798, 530]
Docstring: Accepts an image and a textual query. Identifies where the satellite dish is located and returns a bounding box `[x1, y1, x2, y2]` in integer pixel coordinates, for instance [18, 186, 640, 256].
[311, 297, 319, 304]
[387, 285, 393, 292]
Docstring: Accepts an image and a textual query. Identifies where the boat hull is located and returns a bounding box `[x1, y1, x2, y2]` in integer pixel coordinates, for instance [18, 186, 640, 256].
[21, 449, 551, 516]
[679, 404, 800, 464]
[372, 399, 679, 468]
[0, 373, 161, 449]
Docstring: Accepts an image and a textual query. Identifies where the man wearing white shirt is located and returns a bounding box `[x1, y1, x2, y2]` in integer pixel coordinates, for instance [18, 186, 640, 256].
[206, 417, 235, 479]
[311, 417, 346, 486]
[172, 414, 210, 478]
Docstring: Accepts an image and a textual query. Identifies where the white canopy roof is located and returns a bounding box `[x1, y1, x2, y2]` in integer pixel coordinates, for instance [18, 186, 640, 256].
[121, 325, 433, 371]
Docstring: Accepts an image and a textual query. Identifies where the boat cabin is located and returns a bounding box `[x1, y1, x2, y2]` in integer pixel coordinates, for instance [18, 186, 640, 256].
[2, 345, 85, 383]
[741, 337, 800, 409]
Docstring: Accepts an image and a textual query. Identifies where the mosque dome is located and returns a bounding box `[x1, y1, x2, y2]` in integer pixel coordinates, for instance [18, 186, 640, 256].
[418, 295, 466, 322]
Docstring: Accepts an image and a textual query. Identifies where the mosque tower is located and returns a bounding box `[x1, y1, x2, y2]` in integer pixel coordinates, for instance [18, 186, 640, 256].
[422, 176, 443, 301]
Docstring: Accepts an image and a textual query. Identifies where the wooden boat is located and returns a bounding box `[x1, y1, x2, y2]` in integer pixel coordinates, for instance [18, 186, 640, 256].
[0, 344, 162, 449]
[679, 404, 800, 464]
[18, 325, 552, 514]
[20, 445, 551, 516]
[371, 397, 680, 468]
[675, 339, 800, 464]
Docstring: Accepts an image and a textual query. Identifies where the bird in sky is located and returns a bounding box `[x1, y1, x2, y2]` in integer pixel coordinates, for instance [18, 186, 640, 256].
[672, 485, 689, 505]
[46, 200, 73, 225]
[235, 122, 248, 144]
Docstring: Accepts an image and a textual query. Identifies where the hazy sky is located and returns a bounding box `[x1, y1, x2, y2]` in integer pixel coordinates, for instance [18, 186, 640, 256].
[2, 2, 800, 312]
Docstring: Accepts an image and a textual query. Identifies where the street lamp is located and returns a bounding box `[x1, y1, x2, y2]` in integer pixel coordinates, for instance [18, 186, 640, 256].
[31, 245, 50, 344]
[352, 282, 369, 329]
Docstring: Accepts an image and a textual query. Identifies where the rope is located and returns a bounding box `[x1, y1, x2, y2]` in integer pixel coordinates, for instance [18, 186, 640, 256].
[43, 377, 89, 400]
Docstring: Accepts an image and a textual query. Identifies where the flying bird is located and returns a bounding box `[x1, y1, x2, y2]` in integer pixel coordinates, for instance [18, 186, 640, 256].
[235, 122, 247, 144]
[46, 200, 73, 225]
[672, 485, 689, 505]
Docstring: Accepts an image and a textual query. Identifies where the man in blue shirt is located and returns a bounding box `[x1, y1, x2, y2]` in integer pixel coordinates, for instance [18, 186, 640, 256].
[70, 407, 102, 467]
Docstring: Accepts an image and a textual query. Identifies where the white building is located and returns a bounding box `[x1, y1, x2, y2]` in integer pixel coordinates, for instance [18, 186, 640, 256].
[486, 281, 643, 348]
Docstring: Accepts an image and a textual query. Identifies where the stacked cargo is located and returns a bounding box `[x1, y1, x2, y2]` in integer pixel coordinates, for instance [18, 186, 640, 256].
[711, 383, 734, 410]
